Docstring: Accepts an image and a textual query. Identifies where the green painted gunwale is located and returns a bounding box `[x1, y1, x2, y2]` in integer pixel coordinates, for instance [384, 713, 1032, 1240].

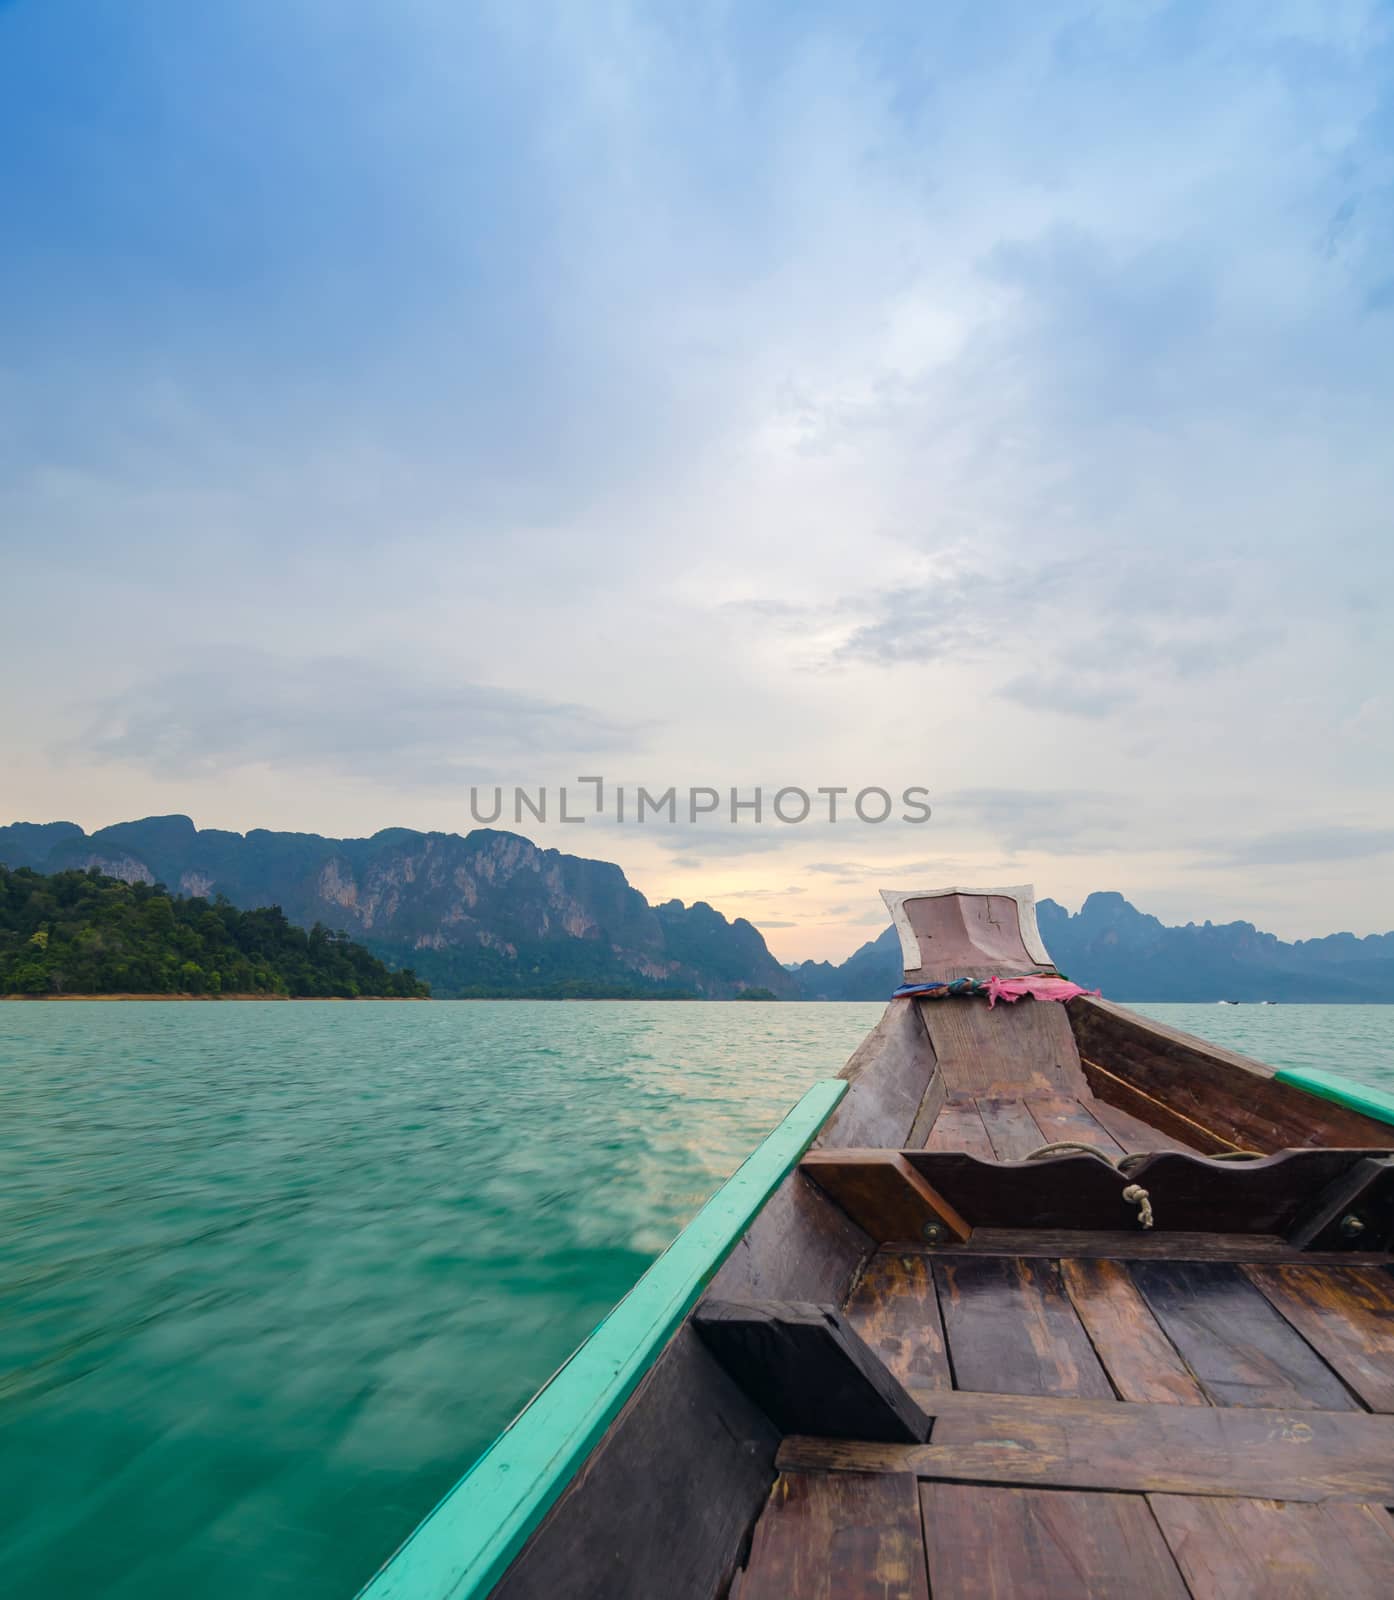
[1276, 1066, 1394, 1129]
[356, 1076, 847, 1600]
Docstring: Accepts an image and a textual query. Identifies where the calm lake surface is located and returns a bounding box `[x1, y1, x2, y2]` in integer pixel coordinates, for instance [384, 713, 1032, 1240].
[4, 1000, 1392, 1598]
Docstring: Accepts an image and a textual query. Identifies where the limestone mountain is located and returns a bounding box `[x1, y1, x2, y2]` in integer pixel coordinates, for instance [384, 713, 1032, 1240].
[0, 816, 798, 999]
[792, 892, 1394, 1002]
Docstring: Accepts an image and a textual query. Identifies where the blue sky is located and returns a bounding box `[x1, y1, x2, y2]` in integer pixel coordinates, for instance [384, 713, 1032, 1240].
[3, 1, 1392, 958]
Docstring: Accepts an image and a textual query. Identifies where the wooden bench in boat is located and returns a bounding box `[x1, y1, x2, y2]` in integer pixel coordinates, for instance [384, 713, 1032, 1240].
[801, 1144, 1394, 1248]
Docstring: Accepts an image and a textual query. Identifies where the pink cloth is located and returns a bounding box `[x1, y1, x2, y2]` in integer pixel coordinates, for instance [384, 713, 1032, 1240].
[985, 975, 1100, 1008]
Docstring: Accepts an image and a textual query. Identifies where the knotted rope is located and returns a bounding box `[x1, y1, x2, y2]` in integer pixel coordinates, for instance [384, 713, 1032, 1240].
[1121, 1183, 1154, 1229]
[1025, 1141, 1154, 1228]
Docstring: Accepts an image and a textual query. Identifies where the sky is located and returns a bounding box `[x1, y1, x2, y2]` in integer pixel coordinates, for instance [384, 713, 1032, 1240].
[2, 0, 1392, 962]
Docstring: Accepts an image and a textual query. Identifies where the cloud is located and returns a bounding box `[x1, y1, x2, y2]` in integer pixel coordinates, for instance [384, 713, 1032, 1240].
[4, 0, 1394, 950]
[1205, 826, 1394, 868]
[997, 674, 1134, 719]
[831, 560, 1082, 667]
[942, 789, 1137, 855]
[807, 859, 945, 882]
[72, 652, 645, 785]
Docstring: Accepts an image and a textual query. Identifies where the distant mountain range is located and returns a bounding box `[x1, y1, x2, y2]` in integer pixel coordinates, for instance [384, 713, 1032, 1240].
[3, 816, 1391, 1001]
[793, 891, 1394, 1003]
[0, 816, 797, 999]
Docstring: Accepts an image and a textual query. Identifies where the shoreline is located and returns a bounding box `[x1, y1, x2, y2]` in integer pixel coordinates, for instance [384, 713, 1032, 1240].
[1, 993, 431, 1002]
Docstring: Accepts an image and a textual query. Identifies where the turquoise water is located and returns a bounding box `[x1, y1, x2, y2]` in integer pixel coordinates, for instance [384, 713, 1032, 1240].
[1132, 1003, 1394, 1089]
[3, 1000, 1391, 1598]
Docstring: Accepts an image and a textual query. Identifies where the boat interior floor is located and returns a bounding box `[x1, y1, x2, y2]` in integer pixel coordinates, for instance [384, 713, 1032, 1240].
[719, 1000, 1394, 1597]
[728, 1245, 1394, 1598]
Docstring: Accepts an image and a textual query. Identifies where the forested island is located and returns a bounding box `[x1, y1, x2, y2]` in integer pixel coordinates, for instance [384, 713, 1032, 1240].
[0, 867, 429, 998]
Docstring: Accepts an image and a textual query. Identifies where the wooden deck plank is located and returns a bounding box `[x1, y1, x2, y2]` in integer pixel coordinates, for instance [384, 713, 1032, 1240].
[738, 1471, 929, 1600]
[1084, 1095, 1199, 1154]
[1059, 1259, 1207, 1405]
[1149, 1494, 1394, 1598]
[923, 1098, 995, 1158]
[1025, 1096, 1126, 1156]
[919, 998, 1087, 1100]
[1245, 1264, 1394, 1412]
[899, 1229, 1394, 1263]
[920, 1483, 1187, 1597]
[1131, 1261, 1359, 1410]
[933, 1257, 1115, 1399]
[974, 1096, 1048, 1161]
[843, 1251, 952, 1394]
[777, 1394, 1394, 1501]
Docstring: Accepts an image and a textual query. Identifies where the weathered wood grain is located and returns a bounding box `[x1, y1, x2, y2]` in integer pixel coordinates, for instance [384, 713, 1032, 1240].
[896, 888, 1049, 983]
[1080, 1054, 1238, 1155]
[1083, 1094, 1200, 1154]
[1121, 1148, 1391, 1237]
[693, 1300, 930, 1443]
[1025, 1096, 1126, 1156]
[704, 1170, 871, 1305]
[843, 1250, 952, 1393]
[903, 1151, 1138, 1231]
[897, 1228, 1394, 1263]
[974, 1096, 1047, 1161]
[801, 1151, 970, 1244]
[738, 1472, 929, 1600]
[1131, 1260, 1358, 1410]
[933, 1256, 1115, 1398]
[920, 1482, 1188, 1597]
[904, 1070, 946, 1151]
[1059, 1258, 1207, 1405]
[1070, 995, 1394, 1151]
[1286, 1156, 1394, 1251]
[494, 1326, 779, 1600]
[919, 996, 1087, 1099]
[777, 1394, 1394, 1501]
[923, 1097, 996, 1158]
[1148, 1494, 1394, 1598]
[1245, 1264, 1394, 1412]
[819, 998, 935, 1151]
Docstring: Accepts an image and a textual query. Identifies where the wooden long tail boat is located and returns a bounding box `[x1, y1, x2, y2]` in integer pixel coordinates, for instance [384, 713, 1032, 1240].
[359, 886, 1394, 1599]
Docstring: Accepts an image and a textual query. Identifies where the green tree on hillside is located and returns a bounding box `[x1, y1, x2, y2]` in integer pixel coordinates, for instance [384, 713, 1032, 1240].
[0, 867, 429, 998]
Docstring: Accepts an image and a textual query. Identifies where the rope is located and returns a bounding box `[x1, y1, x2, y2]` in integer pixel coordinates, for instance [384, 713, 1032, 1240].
[1122, 1183, 1154, 1229]
[1025, 1140, 1116, 1164]
[1024, 1141, 1156, 1229]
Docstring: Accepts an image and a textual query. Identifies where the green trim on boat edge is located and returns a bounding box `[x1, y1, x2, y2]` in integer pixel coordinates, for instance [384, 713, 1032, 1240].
[355, 1077, 848, 1600]
[1277, 1066, 1394, 1130]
